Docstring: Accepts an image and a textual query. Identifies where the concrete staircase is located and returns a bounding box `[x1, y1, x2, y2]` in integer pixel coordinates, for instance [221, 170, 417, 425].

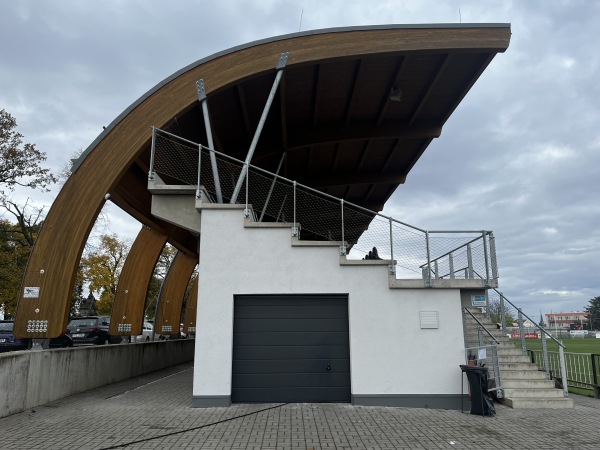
[464, 308, 574, 409]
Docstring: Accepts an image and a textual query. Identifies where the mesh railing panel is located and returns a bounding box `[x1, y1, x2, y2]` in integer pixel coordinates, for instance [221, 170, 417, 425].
[153, 132, 198, 185]
[151, 129, 497, 280]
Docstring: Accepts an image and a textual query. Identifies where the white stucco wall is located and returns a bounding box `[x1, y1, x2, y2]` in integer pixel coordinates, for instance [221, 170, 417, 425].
[193, 206, 466, 401]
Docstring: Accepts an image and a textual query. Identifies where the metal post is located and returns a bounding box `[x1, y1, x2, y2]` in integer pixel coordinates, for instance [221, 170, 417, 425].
[492, 344, 503, 398]
[485, 291, 490, 320]
[149, 126, 156, 181]
[340, 199, 346, 255]
[389, 218, 395, 275]
[425, 231, 432, 287]
[519, 309, 527, 355]
[478, 326, 484, 347]
[500, 293, 506, 335]
[292, 181, 298, 236]
[197, 79, 223, 203]
[467, 244, 473, 279]
[196, 144, 202, 199]
[244, 165, 250, 218]
[482, 231, 490, 284]
[558, 343, 569, 397]
[434, 260, 439, 279]
[541, 330, 551, 379]
[231, 52, 289, 204]
[259, 152, 285, 222]
[489, 232, 498, 280]
[449, 254, 455, 279]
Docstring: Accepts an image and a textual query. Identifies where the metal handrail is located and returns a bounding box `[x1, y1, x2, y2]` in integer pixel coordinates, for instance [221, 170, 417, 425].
[151, 127, 498, 282]
[463, 307, 499, 344]
[153, 128, 478, 236]
[491, 287, 565, 349]
[419, 235, 487, 268]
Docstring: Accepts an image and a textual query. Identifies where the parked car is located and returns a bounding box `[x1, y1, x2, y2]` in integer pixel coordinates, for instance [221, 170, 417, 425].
[66, 316, 120, 345]
[133, 321, 156, 342]
[0, 320, 73, 352]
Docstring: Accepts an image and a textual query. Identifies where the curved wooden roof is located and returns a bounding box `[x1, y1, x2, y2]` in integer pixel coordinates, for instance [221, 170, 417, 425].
[15, 24, 510, 338]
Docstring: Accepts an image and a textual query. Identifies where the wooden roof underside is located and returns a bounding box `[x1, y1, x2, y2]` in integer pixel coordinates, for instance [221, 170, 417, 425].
[77, 24, 511, 255]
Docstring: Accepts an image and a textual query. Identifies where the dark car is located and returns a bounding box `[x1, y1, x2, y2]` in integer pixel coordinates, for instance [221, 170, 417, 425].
[66, 316, 120, 345]
[0, 320, 73, 352]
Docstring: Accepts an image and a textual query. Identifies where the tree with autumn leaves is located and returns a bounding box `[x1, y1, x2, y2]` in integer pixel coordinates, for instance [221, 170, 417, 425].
[0, 109, 56, 317]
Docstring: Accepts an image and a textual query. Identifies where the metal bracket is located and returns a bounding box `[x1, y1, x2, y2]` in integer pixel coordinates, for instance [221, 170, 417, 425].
[388, 264, 396, 276]
[31, 339, 49, 351]
[196, 79, 207, 101]
[276, 52, 289, 69]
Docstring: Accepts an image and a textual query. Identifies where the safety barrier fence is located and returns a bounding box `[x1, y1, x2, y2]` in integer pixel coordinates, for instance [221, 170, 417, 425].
[150, 128, 499, 284]
[528, 350, 600, 397]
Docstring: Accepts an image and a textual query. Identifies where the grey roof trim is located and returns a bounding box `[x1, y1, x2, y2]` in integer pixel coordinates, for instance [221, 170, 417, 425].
[71, 23, 510, 173]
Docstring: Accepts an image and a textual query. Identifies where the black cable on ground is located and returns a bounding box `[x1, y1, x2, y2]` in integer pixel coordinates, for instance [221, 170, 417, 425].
[98, 402, 289, 450]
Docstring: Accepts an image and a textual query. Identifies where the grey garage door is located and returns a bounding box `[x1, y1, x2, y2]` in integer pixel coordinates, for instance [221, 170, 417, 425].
[232, 294, 350, 403]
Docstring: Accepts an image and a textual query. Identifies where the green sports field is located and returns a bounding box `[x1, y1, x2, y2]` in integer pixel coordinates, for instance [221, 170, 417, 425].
[511, 338, 600, 354]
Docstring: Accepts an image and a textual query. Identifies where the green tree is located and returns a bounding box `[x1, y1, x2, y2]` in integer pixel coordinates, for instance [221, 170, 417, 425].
[80, 234, 129, 315]
[584, 296, 600, 330]
[0, 199, 45, 318]
[0, 109, 56, 199]
[487, 297, 516, 328]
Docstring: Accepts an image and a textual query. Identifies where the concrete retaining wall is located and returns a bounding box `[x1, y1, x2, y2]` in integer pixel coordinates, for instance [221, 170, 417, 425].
[0, 339, 194, 418]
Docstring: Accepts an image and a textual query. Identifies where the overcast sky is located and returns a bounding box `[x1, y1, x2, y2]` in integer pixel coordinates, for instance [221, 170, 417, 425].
[1, 0, 598, 320]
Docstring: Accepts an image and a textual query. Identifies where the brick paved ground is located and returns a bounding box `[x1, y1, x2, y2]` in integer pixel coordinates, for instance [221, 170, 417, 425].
[1, 362, 599, 450]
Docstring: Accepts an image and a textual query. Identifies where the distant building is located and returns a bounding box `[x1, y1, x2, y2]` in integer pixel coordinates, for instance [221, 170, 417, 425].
[78, 293, 98, 317]
[545, 312, 589, 329]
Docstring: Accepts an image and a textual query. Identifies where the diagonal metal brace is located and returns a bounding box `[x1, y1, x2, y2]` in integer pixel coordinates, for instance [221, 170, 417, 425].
[197, 79, 223, 203]
[230, 52, 289, 204]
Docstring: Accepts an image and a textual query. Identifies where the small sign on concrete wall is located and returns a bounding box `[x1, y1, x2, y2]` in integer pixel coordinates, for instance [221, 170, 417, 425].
[471, 294, 486, 307]
[420, 311, 439, 329]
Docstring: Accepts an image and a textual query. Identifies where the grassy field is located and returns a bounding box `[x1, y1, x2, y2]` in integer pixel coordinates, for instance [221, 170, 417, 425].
[511, 338, 600, 354]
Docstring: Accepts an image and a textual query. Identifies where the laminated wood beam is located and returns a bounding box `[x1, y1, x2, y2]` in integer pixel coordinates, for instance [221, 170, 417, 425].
[154, 252, 198, 336]
[109, 226, 168, 336]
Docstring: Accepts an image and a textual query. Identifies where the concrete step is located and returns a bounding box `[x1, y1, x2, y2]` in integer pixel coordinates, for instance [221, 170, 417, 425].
[499, 362, 540, 370]
[502, 387, 564, 398]
[502, 379, 555, 389]
[497, 348, 528, 357]
[497, 355, 531, 363]
[501, 397, 574, 409]
[500, 369, 550, 380]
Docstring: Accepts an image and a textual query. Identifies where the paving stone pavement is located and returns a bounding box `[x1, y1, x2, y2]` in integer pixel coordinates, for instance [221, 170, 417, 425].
[1, 362, 599, 450]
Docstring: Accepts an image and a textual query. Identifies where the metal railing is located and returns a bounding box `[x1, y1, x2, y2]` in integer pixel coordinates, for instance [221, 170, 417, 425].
[480, 288, 569, 397]
[463, 308, 503, 398]
[528, 350, 600, 397]
[149, 128, 499, 284]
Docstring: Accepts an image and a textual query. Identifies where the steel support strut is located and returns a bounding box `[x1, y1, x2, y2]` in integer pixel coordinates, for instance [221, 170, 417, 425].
[197, 79, 223, 203]
[230, 52, 289, 204]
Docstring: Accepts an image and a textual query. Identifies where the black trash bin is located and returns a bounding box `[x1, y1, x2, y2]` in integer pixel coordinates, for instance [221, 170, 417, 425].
[460, 365, 496, 416]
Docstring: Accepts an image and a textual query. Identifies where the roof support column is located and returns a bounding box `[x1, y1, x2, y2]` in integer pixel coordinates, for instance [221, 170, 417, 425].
[197, 79, 223, 203]
[259, 151, 286, 222]
[230, 52, 289, 204]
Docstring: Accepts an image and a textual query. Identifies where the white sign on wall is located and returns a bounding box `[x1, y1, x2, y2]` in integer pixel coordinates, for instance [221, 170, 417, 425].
[23, 287, 40, 298]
